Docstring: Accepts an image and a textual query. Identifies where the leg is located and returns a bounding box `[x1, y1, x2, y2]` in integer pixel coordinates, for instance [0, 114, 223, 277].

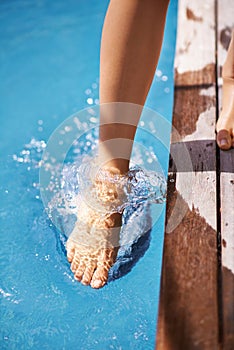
[216, 30, 234, 150]
[99, 0, 169, 173]
[67, 0, 169, 288]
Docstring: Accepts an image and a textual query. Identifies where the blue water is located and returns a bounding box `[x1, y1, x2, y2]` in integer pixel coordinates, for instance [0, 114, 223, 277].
[0, 1, 177, 349]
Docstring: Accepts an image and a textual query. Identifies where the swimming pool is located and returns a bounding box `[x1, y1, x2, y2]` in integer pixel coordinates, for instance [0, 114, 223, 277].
[0, 1, 177, 349]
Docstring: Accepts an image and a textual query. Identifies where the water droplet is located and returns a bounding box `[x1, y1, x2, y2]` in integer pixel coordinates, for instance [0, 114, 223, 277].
[156, 69, 162, 77]
[90, 117, 97, 123]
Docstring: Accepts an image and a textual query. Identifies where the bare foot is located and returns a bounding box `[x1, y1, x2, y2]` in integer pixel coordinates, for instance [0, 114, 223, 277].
[66, 167, 125, 289]
[216, 78, 234, 150]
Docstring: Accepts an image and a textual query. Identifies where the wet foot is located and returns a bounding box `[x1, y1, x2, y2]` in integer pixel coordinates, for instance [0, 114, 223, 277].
[66, 167, 125, 289]
[216, 77, 234, 150]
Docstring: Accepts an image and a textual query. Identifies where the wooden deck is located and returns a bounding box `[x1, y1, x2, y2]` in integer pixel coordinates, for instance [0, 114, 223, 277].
[156, 1, 234, 349]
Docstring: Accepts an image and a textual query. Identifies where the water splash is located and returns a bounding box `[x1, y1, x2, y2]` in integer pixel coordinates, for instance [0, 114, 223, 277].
[45, 143, 166, 248]
[12, 106, 167, 248]
[59, 156, 166, 217]
[12, 138, 46, 171]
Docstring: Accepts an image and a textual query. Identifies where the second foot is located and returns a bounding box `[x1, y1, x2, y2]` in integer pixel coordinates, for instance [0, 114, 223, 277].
[216, 77, 234, 150]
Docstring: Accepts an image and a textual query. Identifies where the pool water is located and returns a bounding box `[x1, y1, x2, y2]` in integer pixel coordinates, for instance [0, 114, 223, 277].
[0, 1, 177, 349]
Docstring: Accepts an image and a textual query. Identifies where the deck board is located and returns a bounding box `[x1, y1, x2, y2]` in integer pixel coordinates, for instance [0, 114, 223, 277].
[174, 0, 215, 86]
[157, 176, 219, 349]
[156, 0, 222, 348]
[217, 1, 234, 348]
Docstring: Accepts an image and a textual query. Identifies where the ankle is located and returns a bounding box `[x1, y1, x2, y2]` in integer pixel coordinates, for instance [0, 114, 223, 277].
[101, 159, 129, 175]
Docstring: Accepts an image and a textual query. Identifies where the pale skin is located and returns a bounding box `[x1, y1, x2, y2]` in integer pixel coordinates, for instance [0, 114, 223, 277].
[66, 1, 234, 289]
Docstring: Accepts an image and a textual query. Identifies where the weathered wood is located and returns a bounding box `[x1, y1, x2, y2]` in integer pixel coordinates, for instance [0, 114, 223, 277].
[174, 0, 215, 86]
[156, 87, 219, 350]
[218, 1, 234, 348]
[171, 87, 216, 142]
[220, 171, 234, 350]
[169, 140, 216, 173]
[157, 174, 219, 350]
[156, 0, 220, 348]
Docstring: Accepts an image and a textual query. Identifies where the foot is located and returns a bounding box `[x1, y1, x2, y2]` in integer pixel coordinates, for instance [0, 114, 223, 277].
[216, 77, 234, 150]
[66, 167, 125, 289]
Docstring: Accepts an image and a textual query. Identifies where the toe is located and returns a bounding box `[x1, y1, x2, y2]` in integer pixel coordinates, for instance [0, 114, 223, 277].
[71, 252, 80, 273]
[90, 265, 109, 289]
[66, 239, 76, 262]
[81, 263, 96, 286]
[67, 246, 75, 263]
[216, 129, 232, 150]
[75, 261, 86, 282]
[90, 249, 116, 289]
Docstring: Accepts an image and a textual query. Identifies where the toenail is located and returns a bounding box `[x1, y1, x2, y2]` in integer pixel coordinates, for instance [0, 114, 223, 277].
[220, 138, 228, 146]
[92, 280, 103, 288]
[82, 280, 89, 286]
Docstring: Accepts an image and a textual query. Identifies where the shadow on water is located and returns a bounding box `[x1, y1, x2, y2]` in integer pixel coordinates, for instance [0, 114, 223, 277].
[51, 203, 152, 283]
[108, 228, 151, 282]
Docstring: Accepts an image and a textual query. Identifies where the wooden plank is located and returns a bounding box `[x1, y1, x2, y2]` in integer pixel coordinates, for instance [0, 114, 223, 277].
[220, 170, 234, 350]
[156, 0, 220, 348]
[174, 0, 215, 86]
[157, 172, 219, 349]
[217, 1, 234, 348]
[156, 89, 219, 350]
[171, 86, 216, 142]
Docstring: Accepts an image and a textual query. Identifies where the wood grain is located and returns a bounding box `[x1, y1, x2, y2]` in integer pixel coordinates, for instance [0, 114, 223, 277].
[174, 0, 215, 86]
[156, 87, 219, 349]
[156, 0, 221, 348]
[157, 175, 219, 350]
[220, 172, 234, 350]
